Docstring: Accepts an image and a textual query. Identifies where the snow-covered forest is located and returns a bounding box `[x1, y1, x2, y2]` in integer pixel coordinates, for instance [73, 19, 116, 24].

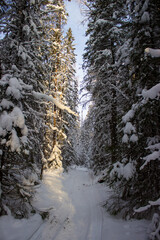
[0, 0, 160, 239]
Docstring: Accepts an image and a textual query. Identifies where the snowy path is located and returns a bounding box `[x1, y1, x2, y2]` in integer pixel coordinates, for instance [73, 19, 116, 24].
[0, 166, 149, 240]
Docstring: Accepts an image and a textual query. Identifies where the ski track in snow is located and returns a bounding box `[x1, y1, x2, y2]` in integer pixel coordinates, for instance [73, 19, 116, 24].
[0, 166, 149, 240]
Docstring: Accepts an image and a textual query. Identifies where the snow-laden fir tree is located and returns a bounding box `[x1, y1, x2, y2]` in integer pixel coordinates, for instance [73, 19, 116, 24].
[0, 0, 46, 217]
[83, 0, 129, 172]
[78, 104, 95, 167]
[107, 0, 160, 219]
[0, 0, 79, 218]
[61, 28, 80, 169]
[83, 0, 160, 220]
[41, 0, 69, 170]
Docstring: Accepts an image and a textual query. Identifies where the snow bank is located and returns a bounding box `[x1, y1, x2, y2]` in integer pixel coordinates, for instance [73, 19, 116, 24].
[0, 214, 42, 240]
[0, 167, 149, 240]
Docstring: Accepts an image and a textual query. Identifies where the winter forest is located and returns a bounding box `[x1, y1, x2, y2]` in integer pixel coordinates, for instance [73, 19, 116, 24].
[0, 0, 160, 239]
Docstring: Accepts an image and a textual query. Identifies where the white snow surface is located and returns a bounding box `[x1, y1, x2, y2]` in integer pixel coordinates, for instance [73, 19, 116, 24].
[0, 166, 149, 240]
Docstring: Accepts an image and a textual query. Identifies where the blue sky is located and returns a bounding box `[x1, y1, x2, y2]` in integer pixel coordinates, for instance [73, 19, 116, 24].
[64, 0, 88, 120]
[65, 0, 87, 73]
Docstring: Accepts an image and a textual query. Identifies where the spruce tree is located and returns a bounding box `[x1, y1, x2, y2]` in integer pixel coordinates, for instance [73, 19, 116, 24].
[83, 0, 160, 219]
[107, 0, 160, 218]
[41, 0, 68, 169]
[83, 0, 128, 172]
[0, 0, 45, 217]
[61, 28, 79, 169]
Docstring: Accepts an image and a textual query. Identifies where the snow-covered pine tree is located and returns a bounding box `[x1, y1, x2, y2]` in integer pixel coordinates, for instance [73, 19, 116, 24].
[0, 0, 45, 217]
[79, 104, 95, 167]
[83, 0, 128, 172]
[108, 0, 160, 219]
[61, 28, 79, 169]
[0, 0, 79, 218]
[41, 0, 68, 169]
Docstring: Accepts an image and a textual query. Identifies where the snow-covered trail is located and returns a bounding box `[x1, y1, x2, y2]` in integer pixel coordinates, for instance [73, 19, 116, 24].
[30, 167, 105, 240]
[0, 166, 149, 240]
[56, 168, 104, 240]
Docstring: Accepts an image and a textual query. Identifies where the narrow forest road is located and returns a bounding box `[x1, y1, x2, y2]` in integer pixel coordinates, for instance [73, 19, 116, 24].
[30, 167, 105, 240]
[0, 166, 149, 240]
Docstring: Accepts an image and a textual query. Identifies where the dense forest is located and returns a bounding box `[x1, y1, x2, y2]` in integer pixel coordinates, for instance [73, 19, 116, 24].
[0, 0, 160, 237]
[0, 0, 79, 218]
[81, 0, 160, 221]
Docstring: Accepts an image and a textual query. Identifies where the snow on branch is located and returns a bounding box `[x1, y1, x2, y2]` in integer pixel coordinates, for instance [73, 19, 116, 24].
[145, 48, 160, 58]
[134, 204, 151, 213]
[142, 83, 160, 100]
[122, 109, 135, 123]
[135, 198, 160, 213]
[32, 91, 77, 116]
[110, 161, 135, 181]
[140, 150, 160, 170]
[149, 198, 160, 207]
[110, 83, 129, 100]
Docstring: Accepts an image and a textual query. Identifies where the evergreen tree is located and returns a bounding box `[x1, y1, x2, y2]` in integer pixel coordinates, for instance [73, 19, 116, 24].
[0, 0, 45, 217]
[83, 0, 128, 172]
[83, 0, 160, 219]
[41, 0, 68, 169]
[109, 0, 160, 218]
[0, 0, 79, 218]
[61, 28, 79, 169]
[79, 104, 95, 167]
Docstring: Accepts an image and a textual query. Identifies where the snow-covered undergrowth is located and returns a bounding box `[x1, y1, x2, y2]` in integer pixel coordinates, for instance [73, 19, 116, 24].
[0, 166, 150, 240]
